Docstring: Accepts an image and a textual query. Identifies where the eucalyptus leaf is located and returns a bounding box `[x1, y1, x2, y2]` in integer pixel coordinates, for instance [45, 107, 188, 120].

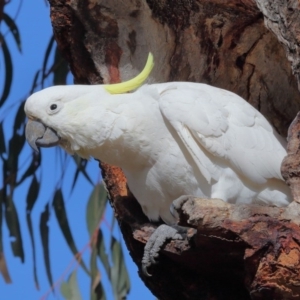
[0, 188, 3, 253]
[86, 183, 108, 238]
[7, 132, 26, 188]
[40, 203, 53, 288]
[30, 70, 41, 94]
[13, 101, 26, 134]
[3, 13, 22, 52]
[96, 229, 110, 277]
[0, 33, 13, 107]
[53, 189, 89, 275]
[60, 270, 82, 300]
[8, 132, 25, 162]
[0, 189, 11, 283]
[4, 194, 24, 262]
[26, 175, 40, 212]
[26, 175, 40, 289]
[90, 244, 106, 300]
[27, 212, 39, 289]
[87, 183, 108, 300]
[53, 45, 69, 85]
[110, 237, 130, 300]
[17, 152, 41, 187]
[41, 36, 55, 88]
[0, 122, 6, 156]
[7, 106, 27, 178]
[71, 155, 93, 193]
[0, 252, 12, 283]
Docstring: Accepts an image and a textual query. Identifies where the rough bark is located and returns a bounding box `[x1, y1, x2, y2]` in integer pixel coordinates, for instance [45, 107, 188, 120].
[281, 113, 300, 204]
[174, 197, 300, 300]
[254, 1, 300, 90]
[48, 0, 300, 299]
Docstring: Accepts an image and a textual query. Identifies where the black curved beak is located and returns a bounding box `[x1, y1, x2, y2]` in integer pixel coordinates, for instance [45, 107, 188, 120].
[25, 119, 60, 152]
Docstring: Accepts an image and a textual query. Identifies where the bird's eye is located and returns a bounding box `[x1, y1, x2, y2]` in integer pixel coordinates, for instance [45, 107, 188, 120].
[47, 101, 62, 115]
[50, 104, 57, 110]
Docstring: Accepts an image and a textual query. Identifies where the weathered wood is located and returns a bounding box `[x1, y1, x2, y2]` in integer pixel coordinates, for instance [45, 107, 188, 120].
[254, 0, 300, 90]
[174, 197, 300, 300]
[48, 0, 300, 299]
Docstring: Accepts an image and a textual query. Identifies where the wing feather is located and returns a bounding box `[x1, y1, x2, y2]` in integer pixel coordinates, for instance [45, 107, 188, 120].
[158, 83, 286, 185]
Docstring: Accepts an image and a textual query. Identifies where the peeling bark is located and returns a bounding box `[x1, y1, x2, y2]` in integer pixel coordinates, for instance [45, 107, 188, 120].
[48, 0, 300, 299]
[281, 113, 300, 204]
[174, 197, 300, 300]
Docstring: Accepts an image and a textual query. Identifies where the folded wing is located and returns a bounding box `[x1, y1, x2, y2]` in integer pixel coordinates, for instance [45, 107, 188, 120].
[158, 83, 286, 185]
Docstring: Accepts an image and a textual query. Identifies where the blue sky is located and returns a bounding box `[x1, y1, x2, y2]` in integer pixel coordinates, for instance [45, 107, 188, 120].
[1, 1, 154, 299]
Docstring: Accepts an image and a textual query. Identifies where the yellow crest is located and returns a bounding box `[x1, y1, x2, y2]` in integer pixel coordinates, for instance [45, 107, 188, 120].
[104, 53, 154, 94]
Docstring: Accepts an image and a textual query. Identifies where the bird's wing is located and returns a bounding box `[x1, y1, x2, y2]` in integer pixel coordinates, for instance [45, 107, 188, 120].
[158, 83, 286, 184]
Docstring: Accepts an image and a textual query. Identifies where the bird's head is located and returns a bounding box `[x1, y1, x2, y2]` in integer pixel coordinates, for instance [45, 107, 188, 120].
[24, 85, 106, 154]
[24, 53, 154, 155]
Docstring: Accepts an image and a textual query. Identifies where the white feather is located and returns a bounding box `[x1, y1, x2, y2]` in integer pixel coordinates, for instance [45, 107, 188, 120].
[25, 82, 292, 224]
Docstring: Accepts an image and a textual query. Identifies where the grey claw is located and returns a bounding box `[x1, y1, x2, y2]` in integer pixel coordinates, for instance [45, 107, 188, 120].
[150, 256, 158, 265]
[170, 195, 191, 218]
[142, 264, 152, 277]
[141, 224, 186, 275]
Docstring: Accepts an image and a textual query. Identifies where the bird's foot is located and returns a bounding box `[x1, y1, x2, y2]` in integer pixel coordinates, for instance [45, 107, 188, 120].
[170, 195, 193, 219]
[142, 224, 187, 276]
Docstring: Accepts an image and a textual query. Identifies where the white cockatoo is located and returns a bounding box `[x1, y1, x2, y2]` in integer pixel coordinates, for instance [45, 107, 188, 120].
[24, 53, 292, 274]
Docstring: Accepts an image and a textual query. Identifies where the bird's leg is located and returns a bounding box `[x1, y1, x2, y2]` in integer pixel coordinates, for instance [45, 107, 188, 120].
[142, 195, 193, 276]
[141, 224, 187, 276]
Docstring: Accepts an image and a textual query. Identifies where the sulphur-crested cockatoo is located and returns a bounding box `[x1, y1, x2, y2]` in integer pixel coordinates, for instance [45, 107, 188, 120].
[25, 53, 292, 274]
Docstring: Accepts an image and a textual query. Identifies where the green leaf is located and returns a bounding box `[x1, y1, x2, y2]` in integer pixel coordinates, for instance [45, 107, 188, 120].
[90, 244, 106, 300]
[71, 155, 93, 192]
[4, 194, 24, 262]
[26, 213, 39, 289]
[26, 175, 40, 289]
[88, 184, 107, 300]
[86, 183, 108, 238]
[60, 270, 83, 300]
[53, 45, 69, 85]
[8, 101, 27, 187]
[0, 122, 6, 156]
[3, 13, 22, 52]
[8, 133, 25, 169]
[110, 215, 116, 237]
[110, 237, 130, 300]
[17, 152, 41, 186]
[7, 102, 27, 178]
[0, 189, 12, 283]
[40, 203, 53, 288]
[0, 188, 4, 253]
[0, 33, 13, 107]
[30, 70, 41, 94]
[41, 36, 55, 88]
[96, 230, 110, 276]
[26, 175, 40, 212]
[0, 252, 12, 283]
[7, 132, 26, 188]
[13, 101, 26, 134]
[52, 189, 89, 275]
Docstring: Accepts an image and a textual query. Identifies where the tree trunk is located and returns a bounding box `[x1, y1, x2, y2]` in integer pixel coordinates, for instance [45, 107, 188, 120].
[48, 0, 300, 299]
